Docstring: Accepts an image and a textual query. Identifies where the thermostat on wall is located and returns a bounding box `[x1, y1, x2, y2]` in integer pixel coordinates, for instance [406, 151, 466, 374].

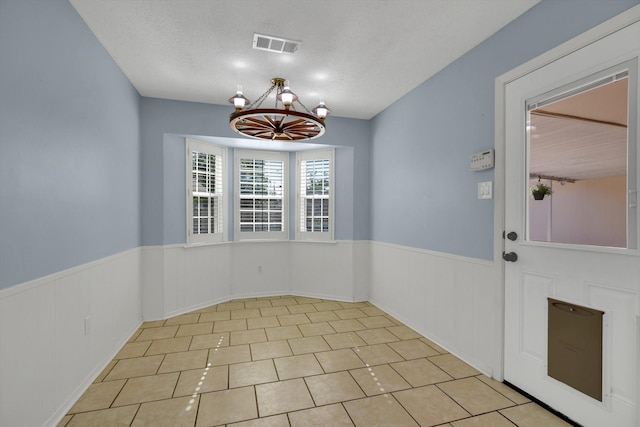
[470, 149, 494, 171]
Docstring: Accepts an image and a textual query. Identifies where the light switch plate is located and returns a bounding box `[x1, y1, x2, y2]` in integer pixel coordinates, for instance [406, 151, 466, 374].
[478, 181, 493, 199]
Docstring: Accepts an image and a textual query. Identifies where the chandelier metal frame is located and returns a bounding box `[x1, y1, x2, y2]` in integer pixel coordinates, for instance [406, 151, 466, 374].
[229, 78, 329, 141]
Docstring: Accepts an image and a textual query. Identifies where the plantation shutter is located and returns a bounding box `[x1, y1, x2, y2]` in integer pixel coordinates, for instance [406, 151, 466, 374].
[235, 150, 288, 240]
[187, 139, 225, 244]
[297, 150, 334, 241]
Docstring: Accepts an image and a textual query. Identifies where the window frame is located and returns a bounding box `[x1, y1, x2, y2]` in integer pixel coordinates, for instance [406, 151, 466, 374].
[296, 149, 335, 241]
[186, 139, 227, 245]
[234, 149, 289, 241]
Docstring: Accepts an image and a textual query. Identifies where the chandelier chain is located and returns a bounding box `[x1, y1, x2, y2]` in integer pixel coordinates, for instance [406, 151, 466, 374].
[247, 83, 276, 110]
[295, 99, 313, 115]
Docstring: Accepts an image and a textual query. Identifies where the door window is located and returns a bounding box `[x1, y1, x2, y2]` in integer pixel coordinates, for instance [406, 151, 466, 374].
[526, 68, 634, 248]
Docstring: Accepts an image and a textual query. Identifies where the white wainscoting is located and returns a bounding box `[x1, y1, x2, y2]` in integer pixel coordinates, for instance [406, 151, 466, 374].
[369, 241, 501, 377]
[142, 241, 370, 321]
[0, 248, 142, 427]
[291, 241, 365, 301]
[1, 240, 503, 427]
[146, 239, 501, 377]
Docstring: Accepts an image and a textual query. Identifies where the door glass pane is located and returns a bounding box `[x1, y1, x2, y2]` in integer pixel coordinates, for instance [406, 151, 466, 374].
[527, 76, 629, 248]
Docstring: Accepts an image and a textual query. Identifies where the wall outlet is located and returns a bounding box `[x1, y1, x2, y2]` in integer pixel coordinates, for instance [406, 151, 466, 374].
[84, 316, 91, 335]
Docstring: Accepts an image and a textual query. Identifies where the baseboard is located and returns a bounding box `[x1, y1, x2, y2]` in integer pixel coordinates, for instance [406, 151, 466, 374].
[46, 321, 142, 427]
[369, 297, 494, 379]
[161, 290, 368, 321]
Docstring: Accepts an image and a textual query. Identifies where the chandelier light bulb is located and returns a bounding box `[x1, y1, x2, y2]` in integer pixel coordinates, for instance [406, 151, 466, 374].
[228, 85, 249, 110]
[279, 88, 297, 108]
[280, 90, 293, 105]
[234, 94, 245, 108]
[313, 100, 331, 119]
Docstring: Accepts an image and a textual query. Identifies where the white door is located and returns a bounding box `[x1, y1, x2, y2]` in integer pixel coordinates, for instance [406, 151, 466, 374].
[504, 20, 640, 427]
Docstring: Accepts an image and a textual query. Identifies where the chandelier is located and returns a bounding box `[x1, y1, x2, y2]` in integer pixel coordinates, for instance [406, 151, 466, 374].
[228, 77, 330, 141]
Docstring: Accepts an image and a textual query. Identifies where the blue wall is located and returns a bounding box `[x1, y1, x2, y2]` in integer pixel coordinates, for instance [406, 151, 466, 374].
[1, 0, 638, 289]
[139, 97, 371, 246]
[0, 0, 141, 289]
[370, 0, 640, 260]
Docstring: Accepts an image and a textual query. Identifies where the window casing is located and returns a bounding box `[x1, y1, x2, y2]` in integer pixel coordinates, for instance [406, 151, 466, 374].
[297, 149, 334, 241]
[235, 150, 288, 240]
[186, 139, 226, 244]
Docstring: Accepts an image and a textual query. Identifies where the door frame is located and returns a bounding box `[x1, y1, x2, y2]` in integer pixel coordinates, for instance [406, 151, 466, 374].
[493, 4, 640, 382]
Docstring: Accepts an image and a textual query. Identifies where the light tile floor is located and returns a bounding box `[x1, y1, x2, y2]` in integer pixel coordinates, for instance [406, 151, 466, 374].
[58, 296, 573, 427]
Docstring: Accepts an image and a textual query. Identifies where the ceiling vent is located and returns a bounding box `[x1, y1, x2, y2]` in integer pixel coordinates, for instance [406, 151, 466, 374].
[253, 33, 301, 54]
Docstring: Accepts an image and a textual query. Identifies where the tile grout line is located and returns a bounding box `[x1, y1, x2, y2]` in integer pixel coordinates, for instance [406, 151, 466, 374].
[473, 374, 532, 408]
[125, 402, 142, 427]
[192, 333, 230, 426]
[61, 297, 562, 427]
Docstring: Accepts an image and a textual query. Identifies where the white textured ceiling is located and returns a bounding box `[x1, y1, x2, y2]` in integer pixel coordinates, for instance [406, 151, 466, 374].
[69, 0, 540, 119]
[530, 78, 629, 181]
